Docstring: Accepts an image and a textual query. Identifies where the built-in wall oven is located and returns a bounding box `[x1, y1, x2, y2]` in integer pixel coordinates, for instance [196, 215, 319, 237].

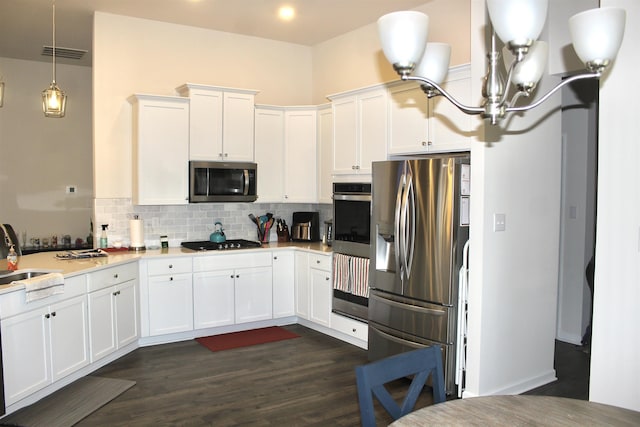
[331, 182, 371, 322]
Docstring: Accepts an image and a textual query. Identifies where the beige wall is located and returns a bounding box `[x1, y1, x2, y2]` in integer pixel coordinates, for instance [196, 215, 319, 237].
[311, 0, 471, 103]
[93, 12, 313, 198]
[0, 57, 93, 245]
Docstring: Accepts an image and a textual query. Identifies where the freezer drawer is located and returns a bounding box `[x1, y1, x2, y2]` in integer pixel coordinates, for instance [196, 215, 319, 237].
[369, 290, 456, 344]
[368, 322, 456, 395]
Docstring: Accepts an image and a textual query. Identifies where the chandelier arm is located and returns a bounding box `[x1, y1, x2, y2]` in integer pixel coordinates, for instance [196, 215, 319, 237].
[508, 90, 528, 108]
[403, 76, 485, 115]
[505, 71, 601, 113]
[499, 57, 520, 107]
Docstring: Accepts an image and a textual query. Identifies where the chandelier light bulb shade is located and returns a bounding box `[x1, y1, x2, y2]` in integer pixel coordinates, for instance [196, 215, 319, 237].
[413, 42, 451, 85]
[377, 11, 429, 75]
[42, 82, 67, 118]
[504, 41, 548, 88]
[486, 0, 548, 47]
[569, 7, 626, 70]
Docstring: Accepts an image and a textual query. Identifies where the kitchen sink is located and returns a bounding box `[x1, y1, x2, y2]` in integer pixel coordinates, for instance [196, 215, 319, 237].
[0, 270, 57, 286]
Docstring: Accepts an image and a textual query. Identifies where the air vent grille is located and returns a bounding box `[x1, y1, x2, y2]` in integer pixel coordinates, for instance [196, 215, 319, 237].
[42, 46, 87, 60]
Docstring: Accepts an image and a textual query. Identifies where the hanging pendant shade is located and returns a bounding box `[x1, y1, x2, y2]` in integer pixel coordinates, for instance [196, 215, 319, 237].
[42, 0, 66, 118]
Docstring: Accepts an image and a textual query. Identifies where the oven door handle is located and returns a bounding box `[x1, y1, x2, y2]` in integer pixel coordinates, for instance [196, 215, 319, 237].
[332, 194, 372, 202]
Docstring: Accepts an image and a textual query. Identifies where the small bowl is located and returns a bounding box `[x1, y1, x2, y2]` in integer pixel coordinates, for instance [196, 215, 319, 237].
[112, 240, 123, 249]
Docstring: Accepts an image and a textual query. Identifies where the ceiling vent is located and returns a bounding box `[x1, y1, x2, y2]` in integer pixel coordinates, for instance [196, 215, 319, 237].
[42, 45, 87, 60]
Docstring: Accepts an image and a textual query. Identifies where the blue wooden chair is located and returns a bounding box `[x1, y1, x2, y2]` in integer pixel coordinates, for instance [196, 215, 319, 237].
[355, 346, 446, 427]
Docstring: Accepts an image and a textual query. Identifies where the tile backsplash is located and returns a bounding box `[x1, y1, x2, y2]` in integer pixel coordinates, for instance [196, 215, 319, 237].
[94, 198, 332, 248]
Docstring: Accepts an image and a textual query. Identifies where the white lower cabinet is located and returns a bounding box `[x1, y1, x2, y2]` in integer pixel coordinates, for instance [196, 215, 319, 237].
[87, 262, 139, 362]
[1, 277, 89, 406]
[331, 312, 368, 342]
[146, 258, 193, 336]
[193, 252, 273, 327]
[296, 252, 332, 328]
[272, 251, 295, 318]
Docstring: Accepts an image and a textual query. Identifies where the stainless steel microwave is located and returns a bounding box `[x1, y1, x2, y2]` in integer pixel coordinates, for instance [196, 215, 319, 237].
[189, 161, 257, 203]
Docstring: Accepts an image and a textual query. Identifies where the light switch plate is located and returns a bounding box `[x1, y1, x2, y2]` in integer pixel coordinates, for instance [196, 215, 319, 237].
[493, 213, 506, 232]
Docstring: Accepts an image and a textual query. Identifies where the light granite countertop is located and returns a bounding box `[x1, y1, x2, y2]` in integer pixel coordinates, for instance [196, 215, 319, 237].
[0, 241, 331, 295]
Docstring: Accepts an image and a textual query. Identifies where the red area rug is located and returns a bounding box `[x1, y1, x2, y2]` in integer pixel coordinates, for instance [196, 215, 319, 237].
[196, 326, 300, 352]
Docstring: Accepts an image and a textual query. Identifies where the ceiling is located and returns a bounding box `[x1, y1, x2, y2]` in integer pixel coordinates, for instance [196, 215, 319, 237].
[0, 0, 429, 67]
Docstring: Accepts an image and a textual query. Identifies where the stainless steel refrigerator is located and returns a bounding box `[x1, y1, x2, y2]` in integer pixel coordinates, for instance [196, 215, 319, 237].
[368, 153, 470, 396]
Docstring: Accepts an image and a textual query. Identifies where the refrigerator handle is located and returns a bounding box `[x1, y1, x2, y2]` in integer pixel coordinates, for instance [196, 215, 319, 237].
[394, 169, 405, 279]
[405, 172, 416, 279]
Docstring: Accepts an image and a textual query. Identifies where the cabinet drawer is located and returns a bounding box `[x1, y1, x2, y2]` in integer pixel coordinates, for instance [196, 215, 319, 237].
[147, 257, 192, 276]
[87, 262, 138, 292]
[309, 253, 331, 272]
[193, 252, 272, 272]
[331, 313, 368, 342]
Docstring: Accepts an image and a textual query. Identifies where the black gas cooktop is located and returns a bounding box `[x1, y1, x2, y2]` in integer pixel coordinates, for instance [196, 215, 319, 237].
[181, 239, 262, 251]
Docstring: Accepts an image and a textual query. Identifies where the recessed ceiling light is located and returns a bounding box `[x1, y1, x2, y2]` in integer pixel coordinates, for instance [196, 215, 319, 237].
[279, 6, 295, 21]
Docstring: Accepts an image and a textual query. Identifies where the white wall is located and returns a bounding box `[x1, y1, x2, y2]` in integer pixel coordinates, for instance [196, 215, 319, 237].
[0, 57, 93, 245]
[464, 0, 562, 396]
[93, 12, 313, 199]
[311, 0, 470, 104]
[590, 0, 640, 412]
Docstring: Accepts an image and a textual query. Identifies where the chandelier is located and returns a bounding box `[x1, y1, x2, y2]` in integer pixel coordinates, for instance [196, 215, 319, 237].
[42, 0, 67, 118]
[377, 0, 626, 125]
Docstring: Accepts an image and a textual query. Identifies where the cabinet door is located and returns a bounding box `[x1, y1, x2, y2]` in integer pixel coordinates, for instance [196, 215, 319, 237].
[294, 252, 310, 319]
[358, 88, 388, 174]
[317, 105, 334, 204]
[388, 82, 430, 155]
[284, 109, 317, 202]
[193, 269, 235, 329]
[223, 91, 255, 161]
[88, 286, 117, 362]
[132, 95, 189, 205]
[234, 266, 273, 324]
[332, 97, 358, 174]
[310, 268, 332, 328]
[115, 279, 138, 348]
[148, 273, 193, 336]
[429, 73, 473, 152]
[188, 88, 223, 160]
[2, 307, 50, 405]
[49, 295, 89, 382]
[272, 252, 295, 318]
[255, 107, 285, 202]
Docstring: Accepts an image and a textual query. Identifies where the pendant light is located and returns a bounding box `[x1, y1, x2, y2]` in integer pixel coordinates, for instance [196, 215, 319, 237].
[42, 0, 66, 118]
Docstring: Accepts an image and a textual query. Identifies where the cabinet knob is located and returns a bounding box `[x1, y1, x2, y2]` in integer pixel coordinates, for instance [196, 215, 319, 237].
[325, 277, 330, 281]
[114, 273, 119, 279]
[169, 277, 174, 281]
[352, 328, 357, 333]
[51, 312, 56, 317]
[428, 140, 433, 146]
[274, 256, 278, 260]
[224, 153, 228, 157]
[316, 260, 321, 264]
[168, 264, 173, 269]
[113, 291, 118, 296]
[236, 274, 240, 278]
[230, 275, 235, 279]
[45, 313, 50, 319]
[422, 141, 428, 146]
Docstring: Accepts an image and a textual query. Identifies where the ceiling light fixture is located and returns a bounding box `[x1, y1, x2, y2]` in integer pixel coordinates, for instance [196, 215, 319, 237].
[42, 0, 67, 118]
[279, 6, 295, 21]
[378, 0, 626, 125]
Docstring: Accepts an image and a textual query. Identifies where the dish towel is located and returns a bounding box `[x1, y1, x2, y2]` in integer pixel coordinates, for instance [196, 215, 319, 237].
[13, 273, 65, 303]
[332, 253, 351, 293]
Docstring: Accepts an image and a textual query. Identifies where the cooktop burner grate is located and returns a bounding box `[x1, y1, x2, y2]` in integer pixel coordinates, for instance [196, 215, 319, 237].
[181, 239, 262, 251]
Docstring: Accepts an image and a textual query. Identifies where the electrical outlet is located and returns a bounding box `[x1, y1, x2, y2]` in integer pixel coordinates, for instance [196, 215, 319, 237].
[65, 185, 77, 194]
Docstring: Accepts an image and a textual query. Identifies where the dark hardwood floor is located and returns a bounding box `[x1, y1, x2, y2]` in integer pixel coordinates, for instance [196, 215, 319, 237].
[71, 326, 589, 426]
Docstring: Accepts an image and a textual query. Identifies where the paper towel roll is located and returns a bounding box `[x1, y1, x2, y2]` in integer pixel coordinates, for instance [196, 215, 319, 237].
[130, 219, 145, 250]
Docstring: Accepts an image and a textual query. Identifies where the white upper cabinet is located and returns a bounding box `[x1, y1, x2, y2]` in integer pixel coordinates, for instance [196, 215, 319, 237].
[176, 84, 258, 162]
[388, 64, 473, 155]
[317, 104, 334, 204]
[330, 86, 388, 177]
[254, 105, 318, 203]
[130, 94, 190, 205]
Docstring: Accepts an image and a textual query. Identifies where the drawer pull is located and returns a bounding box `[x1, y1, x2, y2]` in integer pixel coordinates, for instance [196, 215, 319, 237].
[352, 328, 357, 333]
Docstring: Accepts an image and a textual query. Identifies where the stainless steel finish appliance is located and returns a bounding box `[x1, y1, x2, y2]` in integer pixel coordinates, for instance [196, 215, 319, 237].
[189, 161, 257, 203]
[324, 220, 333, 246]
[291, 212, 320, 242]
[368, 153, 470, 396]
[332, 183, 371, 259]
[331, 183, 372, 323]
[181, 239, 262, 251]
